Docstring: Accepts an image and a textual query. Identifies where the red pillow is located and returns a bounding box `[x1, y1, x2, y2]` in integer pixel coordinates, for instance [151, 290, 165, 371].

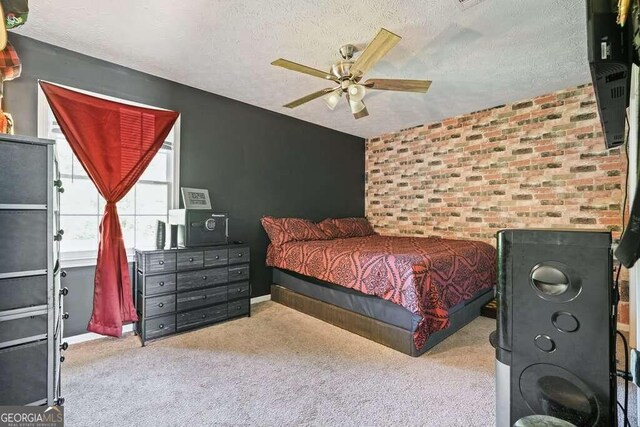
[318, 217, 376, 238]
[261, 216, 329, 245]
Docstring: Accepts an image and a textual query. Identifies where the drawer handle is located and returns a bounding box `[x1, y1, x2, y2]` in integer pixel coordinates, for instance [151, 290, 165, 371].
[202, 314, 207, 319]
[237, 253, 243, 257]
[159, 281, 165, 287]
[159, 324, 165, 329]
[159, 260, 165, 265]
[202, 276, 208, 280]
[189, 257, 194, 262]
[202, 295, 207, 300]
[236, 270, 243, 275]
[215, 255, 220, 260]
[237, 288, 244, 293]
[235, 306, 242, 310]
[158, 302, 164, 308]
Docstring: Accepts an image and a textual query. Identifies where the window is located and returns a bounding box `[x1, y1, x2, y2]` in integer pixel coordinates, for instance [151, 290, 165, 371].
[38, 85, 180, 265]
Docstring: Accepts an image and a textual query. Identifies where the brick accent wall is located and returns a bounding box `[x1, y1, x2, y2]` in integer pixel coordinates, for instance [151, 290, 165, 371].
[365, 84, 630, 323]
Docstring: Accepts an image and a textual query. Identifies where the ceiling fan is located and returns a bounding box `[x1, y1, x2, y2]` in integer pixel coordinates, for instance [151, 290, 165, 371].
[271, 28, 431, 119]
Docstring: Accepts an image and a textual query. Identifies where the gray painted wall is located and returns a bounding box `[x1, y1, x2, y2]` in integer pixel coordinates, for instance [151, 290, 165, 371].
[5, 34, 365, 337]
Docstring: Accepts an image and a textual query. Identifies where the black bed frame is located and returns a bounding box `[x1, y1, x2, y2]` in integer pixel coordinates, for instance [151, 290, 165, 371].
[271, 268, 494, 357]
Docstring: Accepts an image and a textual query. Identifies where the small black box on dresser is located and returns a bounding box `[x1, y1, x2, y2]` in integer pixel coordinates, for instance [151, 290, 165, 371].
[134, 243, 251, 345]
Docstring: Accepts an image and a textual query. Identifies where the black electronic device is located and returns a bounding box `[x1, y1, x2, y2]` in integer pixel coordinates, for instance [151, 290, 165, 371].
[495, 229, 616, 427]
[615, 182, 640, 267]
[169, 225, 178, 249]
[587, 0, 633, 149]
[155, 220, 166, 250]
[168, 209, 228, 248]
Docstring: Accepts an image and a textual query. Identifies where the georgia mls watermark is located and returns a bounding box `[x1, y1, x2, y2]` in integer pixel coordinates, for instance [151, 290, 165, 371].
[0, 406, 63, 427]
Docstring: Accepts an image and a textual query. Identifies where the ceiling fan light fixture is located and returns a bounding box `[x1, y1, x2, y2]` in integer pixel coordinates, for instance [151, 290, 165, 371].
[349, 99, 366, 115]
[348, 84, 366, 102]
[323, 90, 342, 110]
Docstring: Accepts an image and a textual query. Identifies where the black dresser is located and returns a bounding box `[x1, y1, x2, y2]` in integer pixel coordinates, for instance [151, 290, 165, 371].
[134, 244, 251, 345]
[0, 134, 65, 406]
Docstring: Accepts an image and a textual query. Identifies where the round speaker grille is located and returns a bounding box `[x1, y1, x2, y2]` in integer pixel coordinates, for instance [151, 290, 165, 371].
[530, 262, 582, 303]
[552, 312, 580, 333]
[519, 364, 599, 426]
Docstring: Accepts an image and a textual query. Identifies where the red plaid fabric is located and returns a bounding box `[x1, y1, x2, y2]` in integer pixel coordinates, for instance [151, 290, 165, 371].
[0, 41, 21, 82]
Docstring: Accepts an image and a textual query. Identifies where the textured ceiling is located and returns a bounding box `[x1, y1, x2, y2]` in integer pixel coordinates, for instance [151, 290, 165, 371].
[17, 0, 589, 138]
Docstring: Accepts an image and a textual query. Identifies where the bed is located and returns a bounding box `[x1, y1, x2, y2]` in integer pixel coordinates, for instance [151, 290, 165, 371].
[263, 218, 497, 357]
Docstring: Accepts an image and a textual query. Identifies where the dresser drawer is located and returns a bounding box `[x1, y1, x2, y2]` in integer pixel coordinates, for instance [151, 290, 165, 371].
[144, 294, 176, 318]
[177, 251, 204, 270]
[0, 210, 48, 274]
[228, 264, 249, 282]
[204, 249, 228, 267]
[177, 304, 227, 331]
[145, 252, 177, 274]
[228, 246, 250, 265]
[144, 273, 176, 296]
[144, 314, 175, 340]
[0, 312, 47, 348]
[177, 268, 228, 291]
[228, 281, 250, 300]
[0, 141, 48, 206]
[0, 275, 47, 312]
[228, 299, 250, 317]
[177, 286, 227, 312]
[0, 341, 47, 405]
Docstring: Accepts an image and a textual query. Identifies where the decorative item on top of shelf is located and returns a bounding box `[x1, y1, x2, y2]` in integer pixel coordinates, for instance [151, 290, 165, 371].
[0, 0, 28, 134]
[181, 187, 211, 210]
[0, 0, 29, 51]
[155, 220, 166, 250]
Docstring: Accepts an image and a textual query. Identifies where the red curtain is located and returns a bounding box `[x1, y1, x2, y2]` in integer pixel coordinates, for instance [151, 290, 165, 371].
[40, 82, 179, 337]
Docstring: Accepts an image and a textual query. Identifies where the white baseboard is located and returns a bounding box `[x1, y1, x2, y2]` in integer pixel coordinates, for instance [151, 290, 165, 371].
[66, 324, 134, 346]
[251, 294, 271, 304]
[67, 294, 272, 346]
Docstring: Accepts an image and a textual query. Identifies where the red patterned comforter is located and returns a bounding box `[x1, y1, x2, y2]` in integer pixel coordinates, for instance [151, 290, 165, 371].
[266, 234, 496, 349]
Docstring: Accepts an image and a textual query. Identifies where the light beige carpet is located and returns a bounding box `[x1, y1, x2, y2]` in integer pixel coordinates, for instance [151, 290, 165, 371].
[62, 301, 635, 426]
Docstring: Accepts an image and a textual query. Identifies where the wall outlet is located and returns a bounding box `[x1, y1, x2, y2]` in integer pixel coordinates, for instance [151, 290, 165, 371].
[632, 348, 640, 387]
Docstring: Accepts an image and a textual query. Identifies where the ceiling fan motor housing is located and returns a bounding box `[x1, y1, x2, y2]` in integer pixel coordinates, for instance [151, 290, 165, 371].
[339, 44, 357, 59]
[331, 60, 355, 81]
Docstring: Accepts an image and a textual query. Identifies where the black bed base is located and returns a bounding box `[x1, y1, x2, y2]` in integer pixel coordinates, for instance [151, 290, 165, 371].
[272, 269, 494, 357]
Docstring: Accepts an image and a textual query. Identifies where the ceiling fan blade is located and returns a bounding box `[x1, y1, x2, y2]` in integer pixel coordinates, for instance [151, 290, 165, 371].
[353, 104, 369, 120]
[271, 58, 336, 81]
[283, 87, 338, 109]
[350, 28, 401, 78]
[364, 79, 432, 93]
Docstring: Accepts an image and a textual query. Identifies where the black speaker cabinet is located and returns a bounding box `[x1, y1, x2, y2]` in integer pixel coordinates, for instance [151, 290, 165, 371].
[495, 229, 615, 427]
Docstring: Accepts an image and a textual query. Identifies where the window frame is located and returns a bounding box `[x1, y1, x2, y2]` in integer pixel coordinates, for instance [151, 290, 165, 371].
[37, 82, 181, 267]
